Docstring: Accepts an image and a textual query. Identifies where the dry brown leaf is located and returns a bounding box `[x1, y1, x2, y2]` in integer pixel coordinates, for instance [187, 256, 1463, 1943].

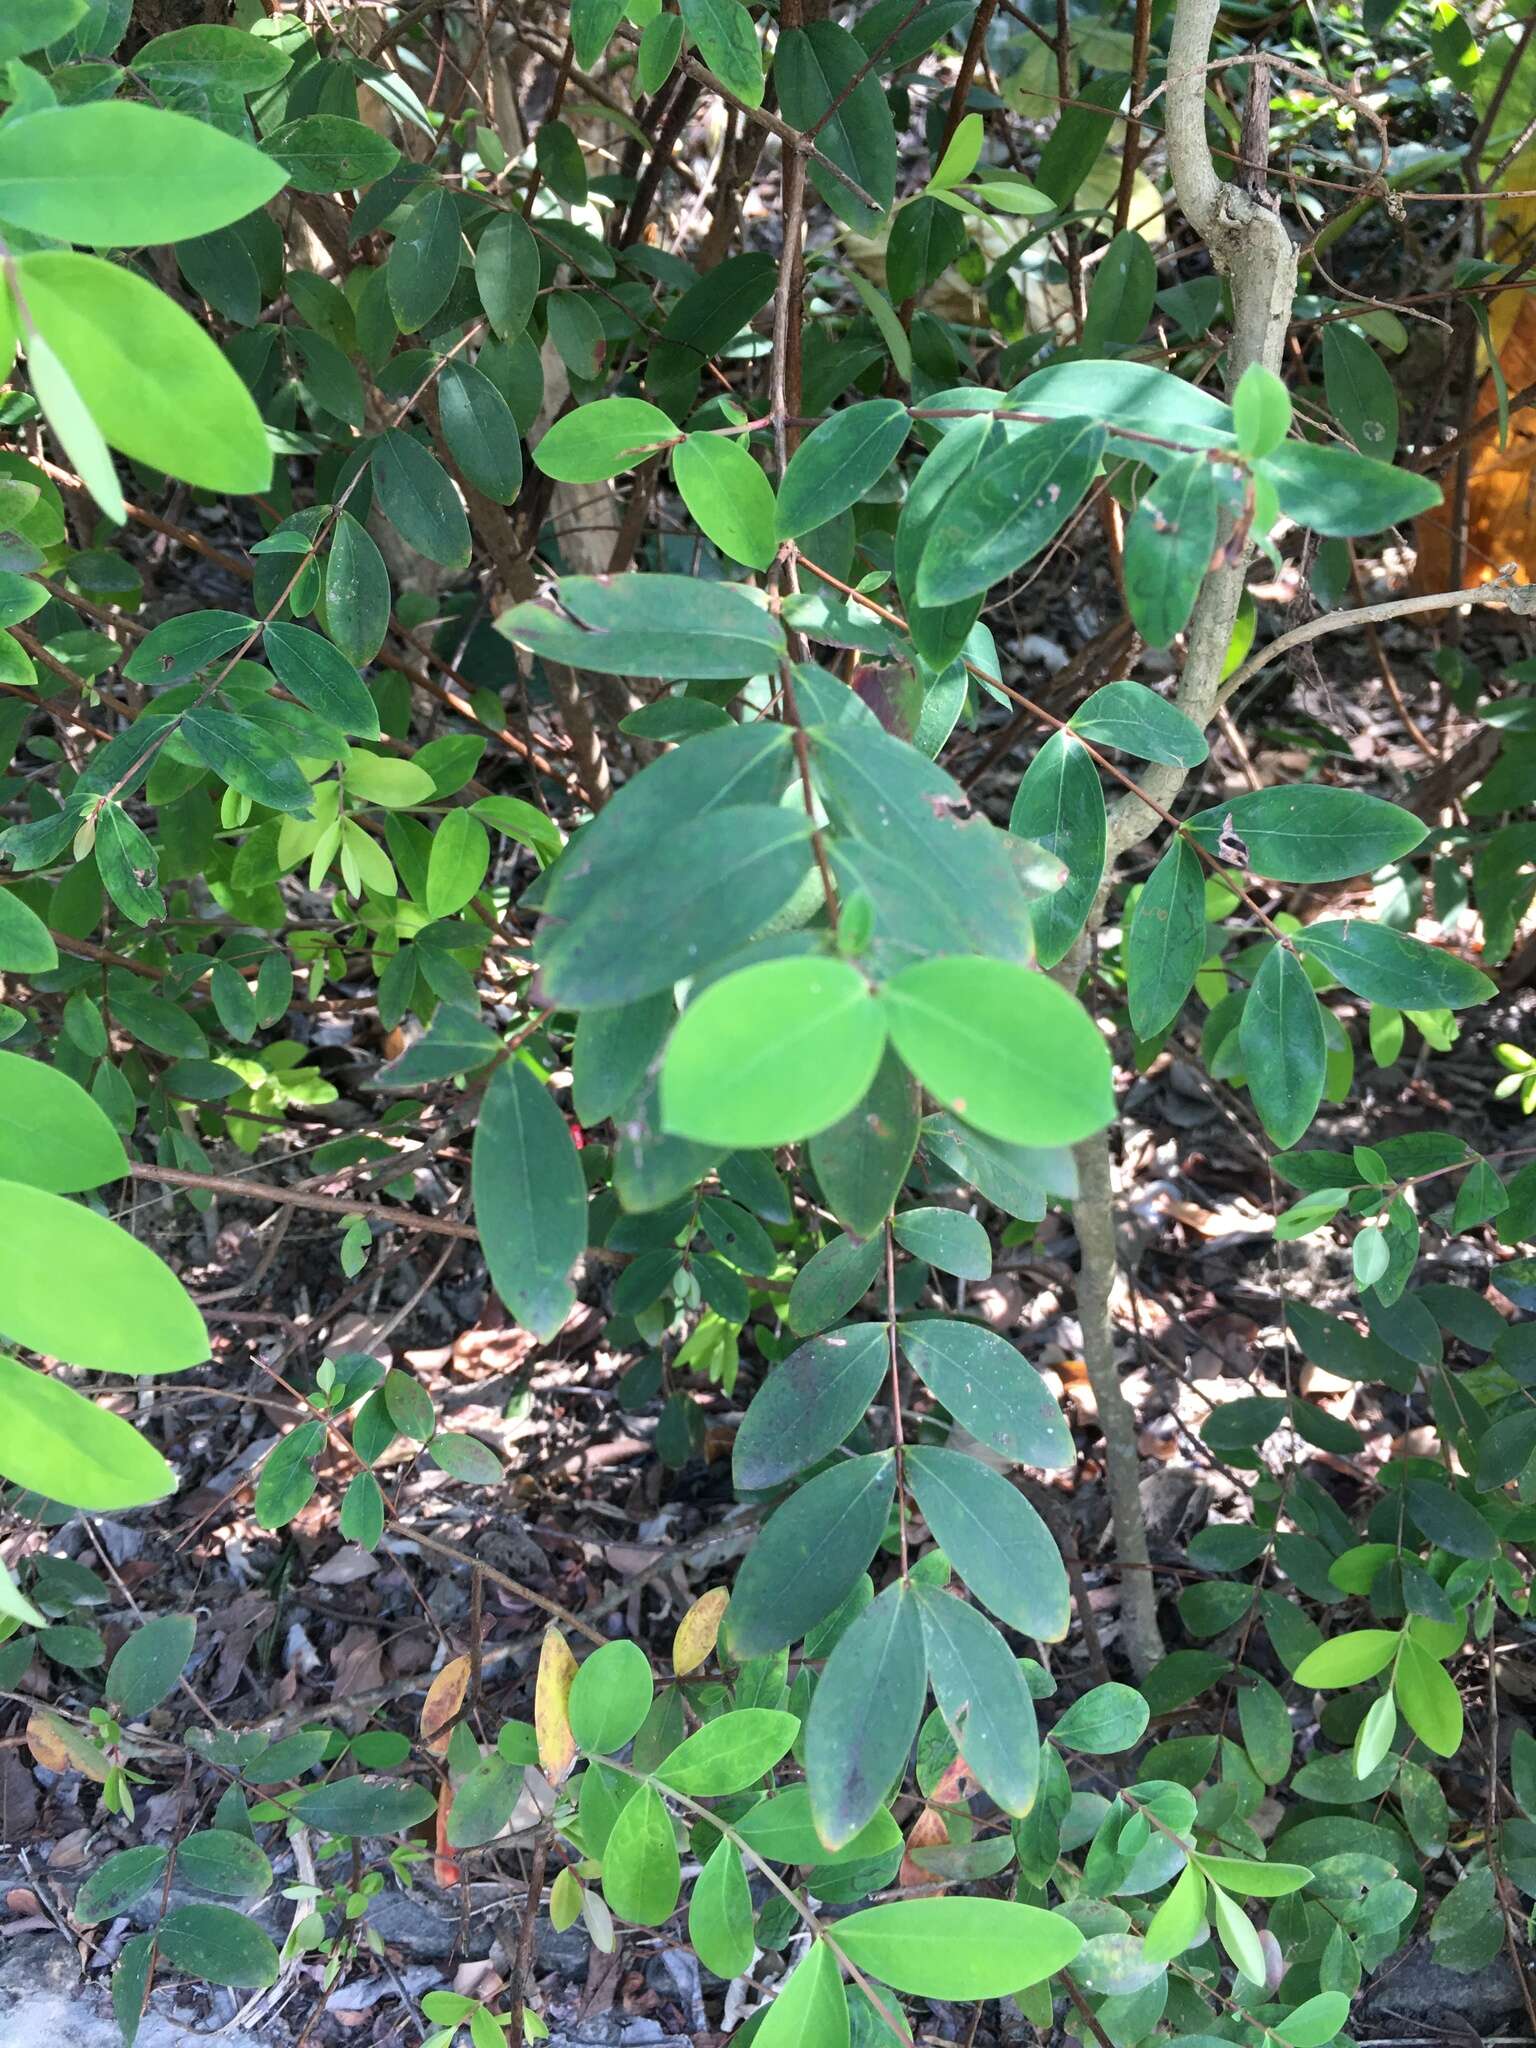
[672, 1587, 729, 1675]
[535, 1626, 578, 1784]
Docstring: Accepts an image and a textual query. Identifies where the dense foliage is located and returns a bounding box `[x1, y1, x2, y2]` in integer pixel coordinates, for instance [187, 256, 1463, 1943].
[0, 1, 1533, 2045]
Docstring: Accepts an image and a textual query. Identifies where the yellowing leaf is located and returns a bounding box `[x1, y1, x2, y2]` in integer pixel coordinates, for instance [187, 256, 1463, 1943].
[28, 1710, 110, 1782]
[672, 1587, 729, 1676]
[420, 1654, 471, 1755]
[535, 1627, 579, 1783]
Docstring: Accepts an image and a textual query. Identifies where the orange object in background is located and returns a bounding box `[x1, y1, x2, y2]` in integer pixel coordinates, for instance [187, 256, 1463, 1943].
[1416, 186, 1536, 592]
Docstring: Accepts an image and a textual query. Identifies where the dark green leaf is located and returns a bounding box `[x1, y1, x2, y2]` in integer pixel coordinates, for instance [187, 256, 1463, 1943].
[776, 401, 910, 540]
[915, 418, 1105, 605]
[916, 1582, 1039, 1815]
[1239, 944, 1326, 1148]
[373, 429, 471, 568]
[898, 1318, 1072, 1468]
[1301, 919, 1495, 1010]
[1256, 442, 1440, 538]
[1008, 730, 1106, 968]
[725, 1452, 896, 1659]
[804, 1581, 924, 1850]
[1127, 836, 1207, 1039]
[1185, 785, 1426, 883]
[472, 1060, 586, 1341]
[905, 1444, 1069, 1639]
[733, 1323, 889, 1490]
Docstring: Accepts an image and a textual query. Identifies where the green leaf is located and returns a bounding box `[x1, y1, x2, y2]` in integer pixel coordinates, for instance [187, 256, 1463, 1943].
[373, 429, 471, 569]
[325, 509, 391, 667]
[1256, 442, 1440, 538]
[1208, 1883, 1265, 1984]
[1281, 1992, 1352, 2048]
[1232, 363, 1291, 458]
[175, 1829, 272, 1900]
[678, 0, 764, 107]
[499, 573, 785, 681]
[1322, 323, 1399, 462]
[834, 1896, 1084, 1997]
[472, 1060, 586, 1341]
[733, 1322, 889, 1490]
[736, 1781, 899, 1867]
[656, 1706, 800, 1795]
[725, 1452, 896, 1659]
[438, 360, 523, 505]
[688, 1838, 754, 1979]
[107, 1614, 195, 1720]
[905, 1444, 1069, 1638]
[26, 328, 126, 524]
[915, 417, 1106, 605]
[891, 1205, 990, 1279]
[534, 397, 679, 483]
[181, 708, 314, 815]
[1239, 944, 1326, 1148]
[263, 623, 379, 739]
[897, 1317, 1072, 1468]
[0, 1049, 126, 1192]
[804, 1581, 925, 1849]
[156, 1905, 279, 1990]
[602, 1782, 680, 1926]
[1404, 1477, 1498, 1558]
[1193, 1852, 1312, 1897]
[673, 433, 776, 570]
[0, 887, 56, 972]
[0, 0, 86, 62]
[1237, 1674, 1292, 1784]
[541, 808, 812, 1007]
[343, 750, 435, 809]
[775, 21, 897, 234]
[0, 103, 283, 245]
[1126, 837, 1207, 1039]
[881, 955, 1114, 1145]
[787, 1229, 885, 1337]
[474, 211, 540, 341]
[0, 1353, 177, 1509]
[1008, 730, 1106, 968]
[1143, 1859, 1206, 1962]
[1300, 919, 1495, 1010]
[638, 9, 686, 93]
[807, 1048, 919, 1239]
[340, 1469, 385, 1550]
[262, 116, 399, 194]
[15, 251, 271, 493]
[661, 956, 886, 1148]
[75, 1846, 170, 1926]
[1051, 1682, 1149, 1755]
[1123, 455, 1222, 649]
[569, 1639, 653, 1755]
[755, 1939, 849, 2048]
[1294, 1629, 1401, 1687]
[288, 1778, 437, 1835]
[1068, 682, 1209, 768]
[1184, 786, 1425, 882]
[776, 400, 910, 539]
[425, 808, 490, 918]
[387, 186, 461, 333]
[915, 1582, 1039, 1816]
[113, 1933, 153, 2048]
[0, 1180, 207, 1372]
